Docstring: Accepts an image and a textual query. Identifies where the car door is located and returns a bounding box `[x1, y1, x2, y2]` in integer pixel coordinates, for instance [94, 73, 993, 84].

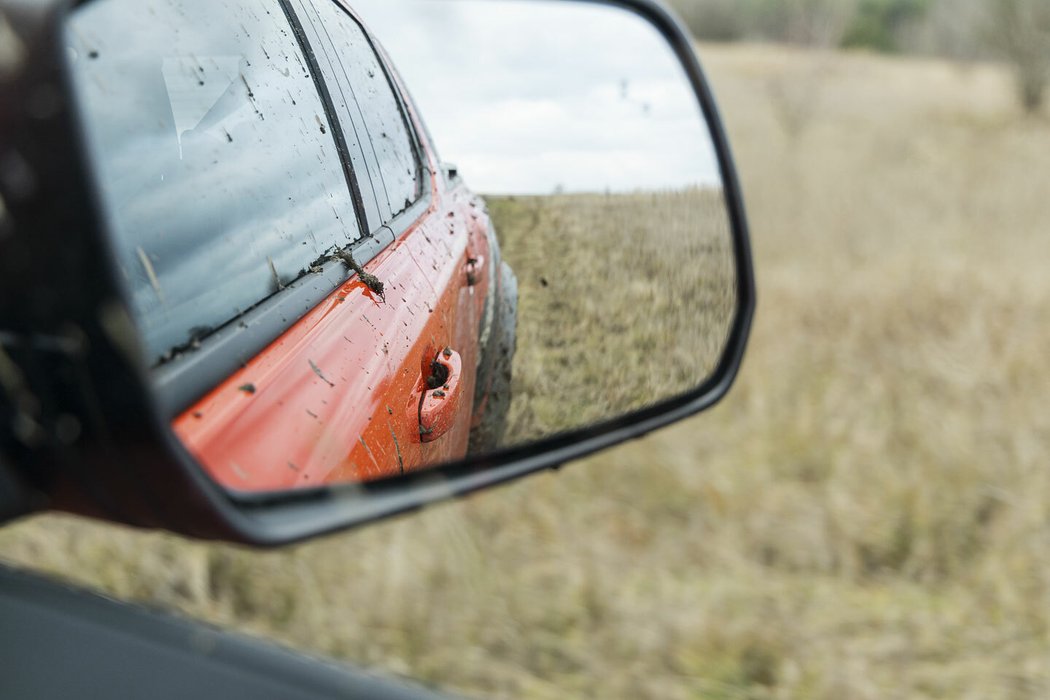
[65, 0, 486, 489]
[169, 0, 488, 489]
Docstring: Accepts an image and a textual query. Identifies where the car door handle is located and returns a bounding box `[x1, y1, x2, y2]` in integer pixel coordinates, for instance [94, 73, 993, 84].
[419, 347, 463, 443]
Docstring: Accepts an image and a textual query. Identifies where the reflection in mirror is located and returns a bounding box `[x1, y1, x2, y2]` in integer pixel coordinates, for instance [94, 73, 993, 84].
[66, 0, 736, 491]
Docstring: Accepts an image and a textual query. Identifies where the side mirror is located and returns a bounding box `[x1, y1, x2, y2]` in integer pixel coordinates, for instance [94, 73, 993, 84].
[0, 0, 754, 544]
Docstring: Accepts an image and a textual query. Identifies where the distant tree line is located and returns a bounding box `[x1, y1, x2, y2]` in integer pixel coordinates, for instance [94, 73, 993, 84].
[668, 0, 1050, 112]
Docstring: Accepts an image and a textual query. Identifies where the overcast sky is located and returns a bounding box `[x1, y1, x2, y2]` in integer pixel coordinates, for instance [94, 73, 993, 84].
[350, 0, 722, 194]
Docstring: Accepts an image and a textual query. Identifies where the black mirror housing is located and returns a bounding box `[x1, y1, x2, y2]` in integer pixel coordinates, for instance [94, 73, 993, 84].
[0, 0, 755, 545]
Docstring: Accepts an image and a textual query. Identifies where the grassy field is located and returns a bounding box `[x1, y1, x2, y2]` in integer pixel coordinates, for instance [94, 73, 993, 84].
[489, 190, 735, 447]
[3, 43, 1050, 699]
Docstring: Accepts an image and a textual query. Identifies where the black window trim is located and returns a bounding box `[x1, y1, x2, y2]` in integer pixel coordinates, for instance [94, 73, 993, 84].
[291, 0, 386, 232]
[312, 0, 428, 228]
[152, 0, 433, 418]
[345, 2, 434, 241]
[279, 0, 371, 240]
[350, 1, 429, 221]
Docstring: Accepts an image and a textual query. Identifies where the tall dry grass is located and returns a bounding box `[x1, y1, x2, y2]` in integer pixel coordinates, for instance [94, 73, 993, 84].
[489, 190, 735, 446]
[2, 44, 1050, 699]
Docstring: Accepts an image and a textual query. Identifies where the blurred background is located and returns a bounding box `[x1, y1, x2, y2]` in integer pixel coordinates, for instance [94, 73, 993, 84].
[3, 0, 1050, 697]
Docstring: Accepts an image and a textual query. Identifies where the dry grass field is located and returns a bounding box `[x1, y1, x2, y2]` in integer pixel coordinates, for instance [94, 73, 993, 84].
[3, 43, 1050, 699]
[490, 190, 735, 446]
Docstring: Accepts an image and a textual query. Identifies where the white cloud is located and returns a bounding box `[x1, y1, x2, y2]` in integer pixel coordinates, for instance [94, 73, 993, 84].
[352, 0, 721, 194]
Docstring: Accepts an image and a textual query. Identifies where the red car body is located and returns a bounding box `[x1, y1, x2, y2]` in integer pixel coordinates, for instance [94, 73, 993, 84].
[171, 7, 516, 490]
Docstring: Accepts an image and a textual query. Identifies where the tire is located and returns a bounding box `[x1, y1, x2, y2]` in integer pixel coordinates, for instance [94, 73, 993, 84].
[468, 261, 517, 454]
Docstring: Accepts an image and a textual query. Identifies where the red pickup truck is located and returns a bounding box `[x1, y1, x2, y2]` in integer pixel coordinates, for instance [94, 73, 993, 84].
[67, 0, 518, 490]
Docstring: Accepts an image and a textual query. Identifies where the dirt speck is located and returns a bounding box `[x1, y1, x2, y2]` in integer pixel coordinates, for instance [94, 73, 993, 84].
[238, 383, 256, 395]
[334, 249, 385, 300]
[388, 424, 405, 474]
[308, 359, 335, 387]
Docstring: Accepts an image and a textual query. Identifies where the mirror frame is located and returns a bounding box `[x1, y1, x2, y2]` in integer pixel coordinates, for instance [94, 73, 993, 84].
[0, 0, 755, 544]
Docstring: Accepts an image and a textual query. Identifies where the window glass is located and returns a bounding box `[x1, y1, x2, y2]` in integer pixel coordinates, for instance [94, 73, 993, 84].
[297, 0, 421, 225]
[68, 0, 361, 365]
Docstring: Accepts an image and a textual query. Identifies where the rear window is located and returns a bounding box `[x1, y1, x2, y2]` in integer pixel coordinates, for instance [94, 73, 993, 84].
[68, 0, 362, 365]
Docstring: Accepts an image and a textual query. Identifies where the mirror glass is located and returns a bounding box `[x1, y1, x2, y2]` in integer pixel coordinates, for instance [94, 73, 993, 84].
[66, 0, 737, 491]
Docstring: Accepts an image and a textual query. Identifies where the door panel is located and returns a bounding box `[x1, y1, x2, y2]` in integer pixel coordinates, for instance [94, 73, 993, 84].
[172, 185, 481, 487]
